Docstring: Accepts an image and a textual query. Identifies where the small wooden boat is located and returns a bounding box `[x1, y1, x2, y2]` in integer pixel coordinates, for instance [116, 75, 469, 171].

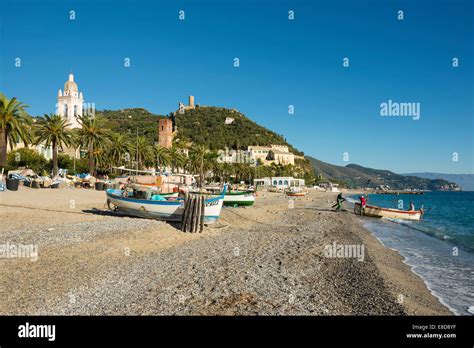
[223, 191, 256, 207]
[286, 191, 307, 197]
[285, 188, 307, 197]
[354, 202, 423, 221]
[106, 186, 226, 224]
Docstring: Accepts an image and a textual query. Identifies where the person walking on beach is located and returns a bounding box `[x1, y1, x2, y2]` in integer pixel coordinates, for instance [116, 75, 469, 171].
[332, 192, 346, 212]
[359, 195, 367, 215]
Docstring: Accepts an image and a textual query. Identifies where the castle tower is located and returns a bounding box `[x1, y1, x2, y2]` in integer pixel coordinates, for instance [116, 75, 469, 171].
[158, 118, 173, 149]
[188, 95, 195, 108]
[57, 73, 83, 128]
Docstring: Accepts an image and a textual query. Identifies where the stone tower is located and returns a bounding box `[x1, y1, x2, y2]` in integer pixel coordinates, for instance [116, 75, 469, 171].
[158, 118, 173, 149]
[57, 73, 83, 128]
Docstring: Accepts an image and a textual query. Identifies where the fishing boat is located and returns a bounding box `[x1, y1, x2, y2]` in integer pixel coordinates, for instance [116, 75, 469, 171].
[106, 185, 226, 224]
[223, 191, 256, 207]
[285, 188, 307, 197]
[354, 202, 423, 221]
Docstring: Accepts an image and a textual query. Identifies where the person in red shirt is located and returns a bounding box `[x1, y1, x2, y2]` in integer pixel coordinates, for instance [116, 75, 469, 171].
[359, 195, 367, 215]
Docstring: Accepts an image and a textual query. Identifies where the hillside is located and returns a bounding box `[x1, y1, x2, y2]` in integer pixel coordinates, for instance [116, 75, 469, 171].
[404, 173, 474, 191]
[174, 107, 303, 155]
[307, 156, 461, 191]
[98, 108, 166, 144]
[98, 107, 303, 155]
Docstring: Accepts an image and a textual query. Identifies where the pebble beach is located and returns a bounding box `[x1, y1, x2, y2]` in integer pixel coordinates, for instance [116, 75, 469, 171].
[0, 186, 451, 315]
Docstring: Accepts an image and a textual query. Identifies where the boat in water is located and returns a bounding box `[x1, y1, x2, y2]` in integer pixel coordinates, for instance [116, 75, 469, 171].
[106, 186, 226, 224]
[354, 202, 423, 221]
[223, 190, 256, 207]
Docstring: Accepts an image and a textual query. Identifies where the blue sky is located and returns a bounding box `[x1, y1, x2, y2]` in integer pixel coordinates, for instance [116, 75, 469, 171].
[1, 0, 473, 174]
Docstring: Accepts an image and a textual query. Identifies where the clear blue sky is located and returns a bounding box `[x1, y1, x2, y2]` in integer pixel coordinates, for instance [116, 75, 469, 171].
[1, 0, 473, 174]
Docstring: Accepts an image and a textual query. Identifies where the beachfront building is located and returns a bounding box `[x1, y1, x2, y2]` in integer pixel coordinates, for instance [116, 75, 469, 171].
[272, 177, 305, 189]
[254, 177, 272, 187]
[255, 176, 305, 189]
[317, 181, 340, 192]
[57, 73, 83, 129]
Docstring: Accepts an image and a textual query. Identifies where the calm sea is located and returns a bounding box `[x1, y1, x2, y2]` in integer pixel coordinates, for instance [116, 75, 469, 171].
[348, 191, 474, 315]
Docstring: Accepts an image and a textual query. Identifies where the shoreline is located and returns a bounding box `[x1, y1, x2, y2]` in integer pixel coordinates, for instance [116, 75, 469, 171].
[0, 186, 450, 315]
[349, 215, 452, 315]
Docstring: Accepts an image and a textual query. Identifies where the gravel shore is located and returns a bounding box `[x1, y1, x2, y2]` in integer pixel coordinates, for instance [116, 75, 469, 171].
[0, 186, 451, 315]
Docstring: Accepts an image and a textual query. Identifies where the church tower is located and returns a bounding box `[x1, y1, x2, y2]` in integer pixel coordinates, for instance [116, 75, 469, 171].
[57, 73, 83, 128]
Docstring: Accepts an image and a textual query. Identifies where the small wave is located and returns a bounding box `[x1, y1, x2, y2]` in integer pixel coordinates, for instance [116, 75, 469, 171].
[346, 197, 359, 204]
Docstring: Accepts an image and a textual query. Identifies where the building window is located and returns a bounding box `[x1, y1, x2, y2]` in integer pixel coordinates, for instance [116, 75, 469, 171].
[64, 104, 68, 116]
[74, 105, 77, 117]
[284, 180, 288, 185]
[278, 180, 283, 185]
[273, 180, 277, 185]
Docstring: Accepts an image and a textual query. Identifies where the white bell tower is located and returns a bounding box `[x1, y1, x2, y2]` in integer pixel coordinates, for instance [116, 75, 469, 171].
[57, 73, 83, 128]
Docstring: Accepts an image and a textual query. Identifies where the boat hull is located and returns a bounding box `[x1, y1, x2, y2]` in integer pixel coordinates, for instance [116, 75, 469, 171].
[106, 189, 223, 224]
[354, 202, 422, 221]
[223, 192, 256, 206]
[286, 192, 307, 197]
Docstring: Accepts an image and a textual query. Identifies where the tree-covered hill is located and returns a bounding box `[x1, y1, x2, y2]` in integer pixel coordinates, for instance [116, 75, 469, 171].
[97, 107, 303, 155]
[98, 108, 166, 144]
[174, 107, 303, 155]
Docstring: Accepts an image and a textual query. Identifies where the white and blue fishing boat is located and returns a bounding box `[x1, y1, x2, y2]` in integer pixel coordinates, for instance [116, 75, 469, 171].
[106, 185, 226, 224]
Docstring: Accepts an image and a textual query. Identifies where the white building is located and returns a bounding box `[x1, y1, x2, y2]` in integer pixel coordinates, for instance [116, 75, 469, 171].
[247, 145, 295, 166]
[57, 73, 83, 128]
[254, 177, 272, 187]
[217, 148, 252, 164]
[254, 176, 305, 189]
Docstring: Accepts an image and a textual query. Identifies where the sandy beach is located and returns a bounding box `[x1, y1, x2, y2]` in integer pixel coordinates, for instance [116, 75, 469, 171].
[0, 186, 451, 315]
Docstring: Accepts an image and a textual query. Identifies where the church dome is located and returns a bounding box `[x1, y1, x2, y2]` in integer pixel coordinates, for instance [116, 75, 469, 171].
[64, 73, 78, 92]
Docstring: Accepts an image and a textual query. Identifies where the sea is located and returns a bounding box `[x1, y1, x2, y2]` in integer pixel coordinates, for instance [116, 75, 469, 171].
[347, 191, 474, 315]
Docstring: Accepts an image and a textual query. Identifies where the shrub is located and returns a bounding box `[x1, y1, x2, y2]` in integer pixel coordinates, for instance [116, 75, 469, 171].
[7, 148, 49, 174]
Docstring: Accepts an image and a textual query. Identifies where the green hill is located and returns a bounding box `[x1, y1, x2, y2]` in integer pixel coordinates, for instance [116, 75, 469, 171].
[307, 156, 461, 191]
[99, 108, 166, 144]
[98, 106, 302, 155]
[173, 107, 303, 155]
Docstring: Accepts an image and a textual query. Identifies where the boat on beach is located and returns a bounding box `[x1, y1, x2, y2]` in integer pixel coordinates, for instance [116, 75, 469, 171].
[285, 188, 308, 197]
[354, 202, 423, 221]
[106, 186, 226, 224]
[223, 190, 256, 206]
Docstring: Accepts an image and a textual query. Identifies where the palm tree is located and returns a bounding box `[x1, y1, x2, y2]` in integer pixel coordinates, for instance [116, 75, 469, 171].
[34, 114, 73, 176]
[77, 115, 110, 175]
[0, 93, 32, 168]
[133, 136, 153, 170]
[190, 145, 209, 187]
[168, 146, 185, 173]
[153, 144, 170, 172]
[108, 132, 132, 168]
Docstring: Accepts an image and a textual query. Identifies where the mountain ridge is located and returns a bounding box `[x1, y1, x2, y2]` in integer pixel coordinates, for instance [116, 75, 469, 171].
[403, 173, 474, 191]
[307, 156, 460, 191]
